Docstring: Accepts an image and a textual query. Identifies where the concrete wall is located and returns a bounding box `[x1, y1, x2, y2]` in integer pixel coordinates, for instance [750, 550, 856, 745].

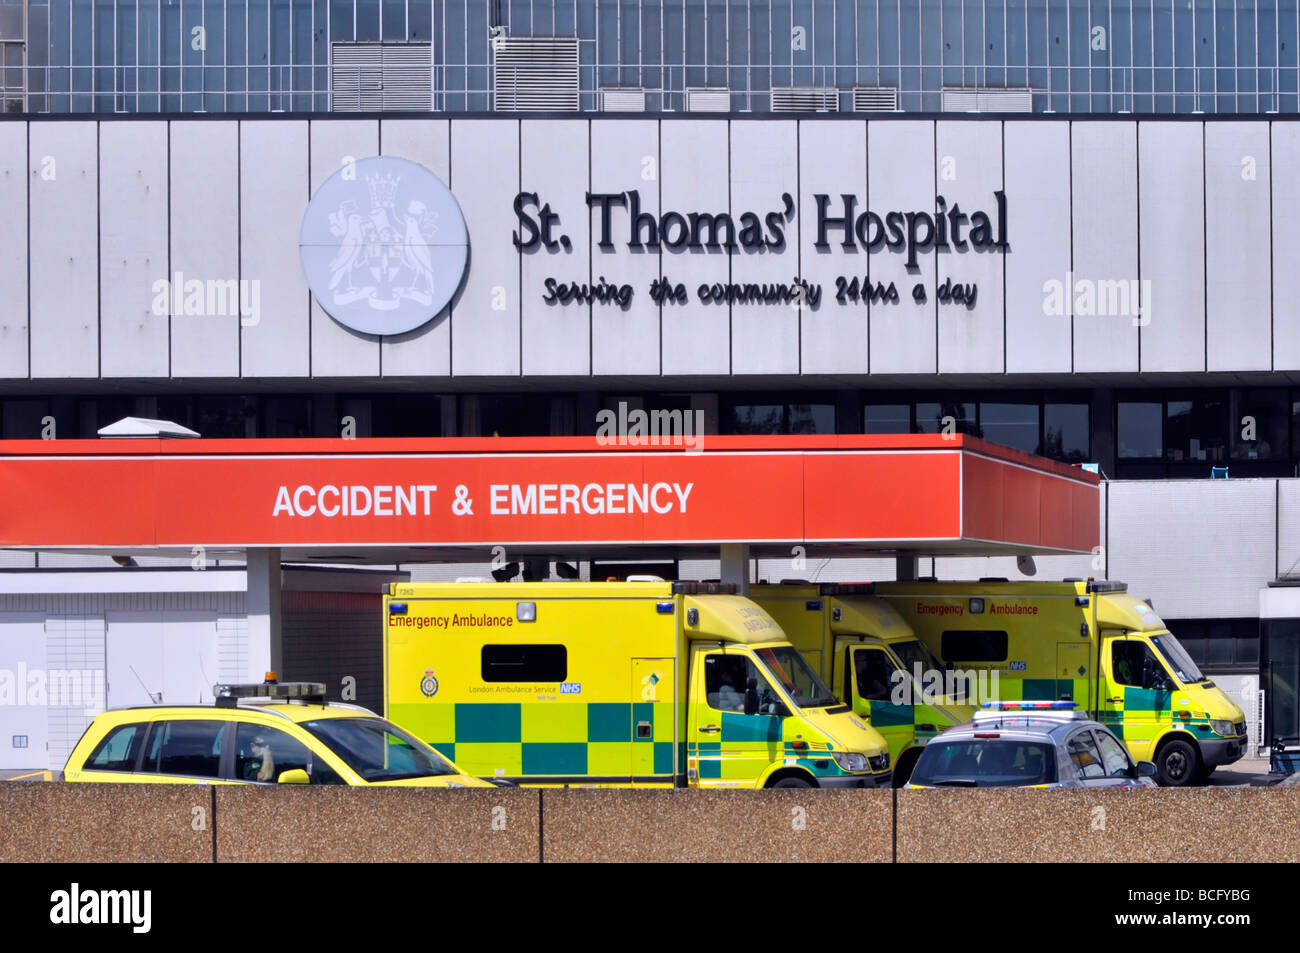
[3, 116, 1299, 383]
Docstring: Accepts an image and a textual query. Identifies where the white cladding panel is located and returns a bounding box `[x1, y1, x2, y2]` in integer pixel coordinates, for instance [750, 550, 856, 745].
[0, 123, 27, 378]
[659, 121, 730, 376]
[798, 121, 867, 374]
[1206, 122, 1272, 372]
[1003, 122, 1071, 374]
[1107, 480, 1277, 619]
[520, 120, 591, 376]
[450, 120, 521, 377]
[170, 121, 240, 378]
[867, 120, 937, 373]
[309, 120, 381, 377]
[1279, 480, 1300, 580]
[29, 123, 98, 379]
[99, 122, 170, 378]
[1273, 123, 1300, 371]
[589, 119, 660, 376]
[935, 120, 1004, 374]
[241, 121, 311, 378]
[1070, 122, 1139, 372]
[1138, 123, 1204, 372]
[730, 120, 799, 375]
[0, 615, 46, 770]
[378, 118, 452, 377]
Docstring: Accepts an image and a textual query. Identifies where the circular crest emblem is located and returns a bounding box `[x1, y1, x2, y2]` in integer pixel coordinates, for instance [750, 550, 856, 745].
[420, 669, 439, 698]
[299, 155, 469, 336]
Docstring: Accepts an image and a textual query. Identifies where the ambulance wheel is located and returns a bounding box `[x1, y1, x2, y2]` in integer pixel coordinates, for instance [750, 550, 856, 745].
[770, 776, 814, 789]
[1154, 739, 1200, 787]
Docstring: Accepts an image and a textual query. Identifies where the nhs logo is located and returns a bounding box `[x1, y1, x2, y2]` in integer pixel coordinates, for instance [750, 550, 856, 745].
[560, 682, 582, 694]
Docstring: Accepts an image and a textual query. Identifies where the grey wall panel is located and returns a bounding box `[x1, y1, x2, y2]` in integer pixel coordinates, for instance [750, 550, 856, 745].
[1107, 480, 1276, 618]
[730, 120, 798, 375]
[29, 122, 98, 379]
[170, 121, 240, 378]
[450, 120, 520, 377]
[867, 120, 936, 374]
[798, 121, 867, 374]
[1207, 122, 1271, 372]
[0, 123, 27, 378]
[1138, 123, 1205, 372]
[1274, 124, 1300, 371]
[99, 122, 169, 378]
[1071, 122, 1139, 372]
[1278, 479, 1300, 579]
[660, 120, 730, 376]
[378, 119, 452, 378]
[1003, 122, 1070, 374]
[241, 121, 310, 378]
[935, 121, 1004, 374]
[308, 120, 381, 378]
[521, 120, 590, 376]
[590, 119, 659, 376]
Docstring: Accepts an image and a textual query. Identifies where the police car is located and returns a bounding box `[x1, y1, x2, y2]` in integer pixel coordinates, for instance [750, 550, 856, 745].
[905, 701, 1158, 789]
[62, 674, 497, 788]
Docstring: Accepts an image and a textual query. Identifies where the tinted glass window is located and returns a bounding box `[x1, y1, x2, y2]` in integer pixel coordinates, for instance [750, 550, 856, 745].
[1118, 401, 1163, 459]
[915, 401, 975, 435]
[854, 648, 898, 702]
[1044, 402, 1090, 462]
[85, 722, 147, 772]
[481, 644, 567, 682]
[910, 740, 1057, 787]
[142, 720, 225, 779]
[1093, 730, 1133, 778]
[235, 723, 314, 783]
[1067, 730, 1107, 779]
[1111, 640, 1169, 690]
[979, 402, 1040, 454]
[704, 653, 785, 715]
[1228, 389, 1288, 461]
[863, 404, 911, 434]
[1166, 397, 1227, 463]
[941, 630, 1009, 663]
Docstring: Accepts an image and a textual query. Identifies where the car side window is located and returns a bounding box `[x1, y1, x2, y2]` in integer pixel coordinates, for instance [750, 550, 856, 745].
[84, 723, 147, 772]
[140, 720, 226, 779]
[1067, 730, 1107, 780]
[235, 723, 345, 784]
[1093, 730, 1134, 778]
[853, 648, 897, 702]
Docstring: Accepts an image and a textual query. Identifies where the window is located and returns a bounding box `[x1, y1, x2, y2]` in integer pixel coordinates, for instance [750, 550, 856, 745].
[915, 401, 975, 435]
[755, 645, 837, 708]
[481, 644, 567, 682]
[85, 722, 147, 772]
[909, 740, 1057, 787]
[703, 652, 787, 715]
[728, 402, 835, 434]
[1118, 401, 1163, 459]
[301, 717, 457, 781]
[941, 630, 1008, 663]
[1094, 730, 1133, 777]
[853, 647, 898, 702]
[141, 720, 226, 779]
[863, 403, 911, 434]
[1166, 397, 1227, 462]
[1110, 640, 1169, 691]
[1044, 402, 1090, 462]
[1228, 389, 1288, 461]
[1067, 730, 1107, 779]
[979, 402, 1041, 454]
[234, 723, 343, 783]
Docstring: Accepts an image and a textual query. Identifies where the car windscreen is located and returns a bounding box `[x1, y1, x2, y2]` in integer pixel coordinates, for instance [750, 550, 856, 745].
[1150, 633, 1206, 685]
[300, 717, 458, 781]
[909, 740, 1058, 788]
[754, 645, 839, 709]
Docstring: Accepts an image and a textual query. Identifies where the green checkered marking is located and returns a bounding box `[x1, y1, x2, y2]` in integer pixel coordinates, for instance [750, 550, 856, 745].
[588, 702, 631, 742]
[522, 742, 587, 775]
[720, 711, 782, 742]
[455, 703, 520, 743]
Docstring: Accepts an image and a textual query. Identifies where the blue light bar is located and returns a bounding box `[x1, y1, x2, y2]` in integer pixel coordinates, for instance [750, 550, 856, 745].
[980, 700, 1078, 710]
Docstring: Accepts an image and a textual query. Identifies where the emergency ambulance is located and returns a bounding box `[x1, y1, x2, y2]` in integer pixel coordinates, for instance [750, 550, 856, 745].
[382, 579, 891, 788]
[874, 579, 1248, 787]
[750, 582, 972, 786]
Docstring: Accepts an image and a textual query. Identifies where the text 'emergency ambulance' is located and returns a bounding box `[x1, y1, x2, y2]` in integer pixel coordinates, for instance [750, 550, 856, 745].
[489, 481, 694, 516]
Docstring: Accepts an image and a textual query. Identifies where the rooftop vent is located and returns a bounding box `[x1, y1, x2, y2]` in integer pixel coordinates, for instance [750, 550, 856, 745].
[771, 87, 838, 112]
[98, 417, 200, 439]
[493, 36, 580, 111]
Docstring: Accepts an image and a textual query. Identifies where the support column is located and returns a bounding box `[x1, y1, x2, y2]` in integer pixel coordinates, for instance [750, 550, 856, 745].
[720, 543, 750, 595]
[247, 548, 282, 681]
[895, 550, 919, 582]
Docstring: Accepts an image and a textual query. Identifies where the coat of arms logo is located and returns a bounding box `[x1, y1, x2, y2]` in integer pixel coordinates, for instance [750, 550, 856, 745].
[300, 156, 468, 336]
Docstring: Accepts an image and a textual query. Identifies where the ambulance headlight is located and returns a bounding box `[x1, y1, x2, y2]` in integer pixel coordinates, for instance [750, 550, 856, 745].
[833, 752, 868, 773]
[1209, 719, 1237, 737]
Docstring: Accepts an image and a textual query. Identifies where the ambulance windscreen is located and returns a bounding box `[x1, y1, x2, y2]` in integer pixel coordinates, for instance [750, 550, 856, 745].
[755, 646, 838, 709]
[1150, 633, 1206, 685]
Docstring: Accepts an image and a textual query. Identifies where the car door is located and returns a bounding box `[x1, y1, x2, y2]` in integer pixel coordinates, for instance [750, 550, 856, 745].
[136, 718, 232, 784]
[1064, 727, 1111, 787]
[844, 643, 913, 764]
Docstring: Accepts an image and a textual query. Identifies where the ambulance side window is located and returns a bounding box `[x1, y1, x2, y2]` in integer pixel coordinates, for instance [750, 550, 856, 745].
[853, 649, 896, 702]
[705, 654, 777, 715]
[1111, 641, 1166, 690]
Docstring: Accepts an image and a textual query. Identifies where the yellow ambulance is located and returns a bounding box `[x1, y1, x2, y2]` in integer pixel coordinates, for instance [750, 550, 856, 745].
[750, 582, 972, 786]
[382, 579, 891, 788]
[874, 579, 1248, 786]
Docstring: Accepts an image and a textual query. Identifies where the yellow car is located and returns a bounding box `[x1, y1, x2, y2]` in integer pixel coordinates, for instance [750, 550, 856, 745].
[62, 676, 495, 788]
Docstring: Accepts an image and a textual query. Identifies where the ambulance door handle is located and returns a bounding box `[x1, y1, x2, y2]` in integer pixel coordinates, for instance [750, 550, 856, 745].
[1107, 696, 1123, 703]
[699, 725, 721, 733]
